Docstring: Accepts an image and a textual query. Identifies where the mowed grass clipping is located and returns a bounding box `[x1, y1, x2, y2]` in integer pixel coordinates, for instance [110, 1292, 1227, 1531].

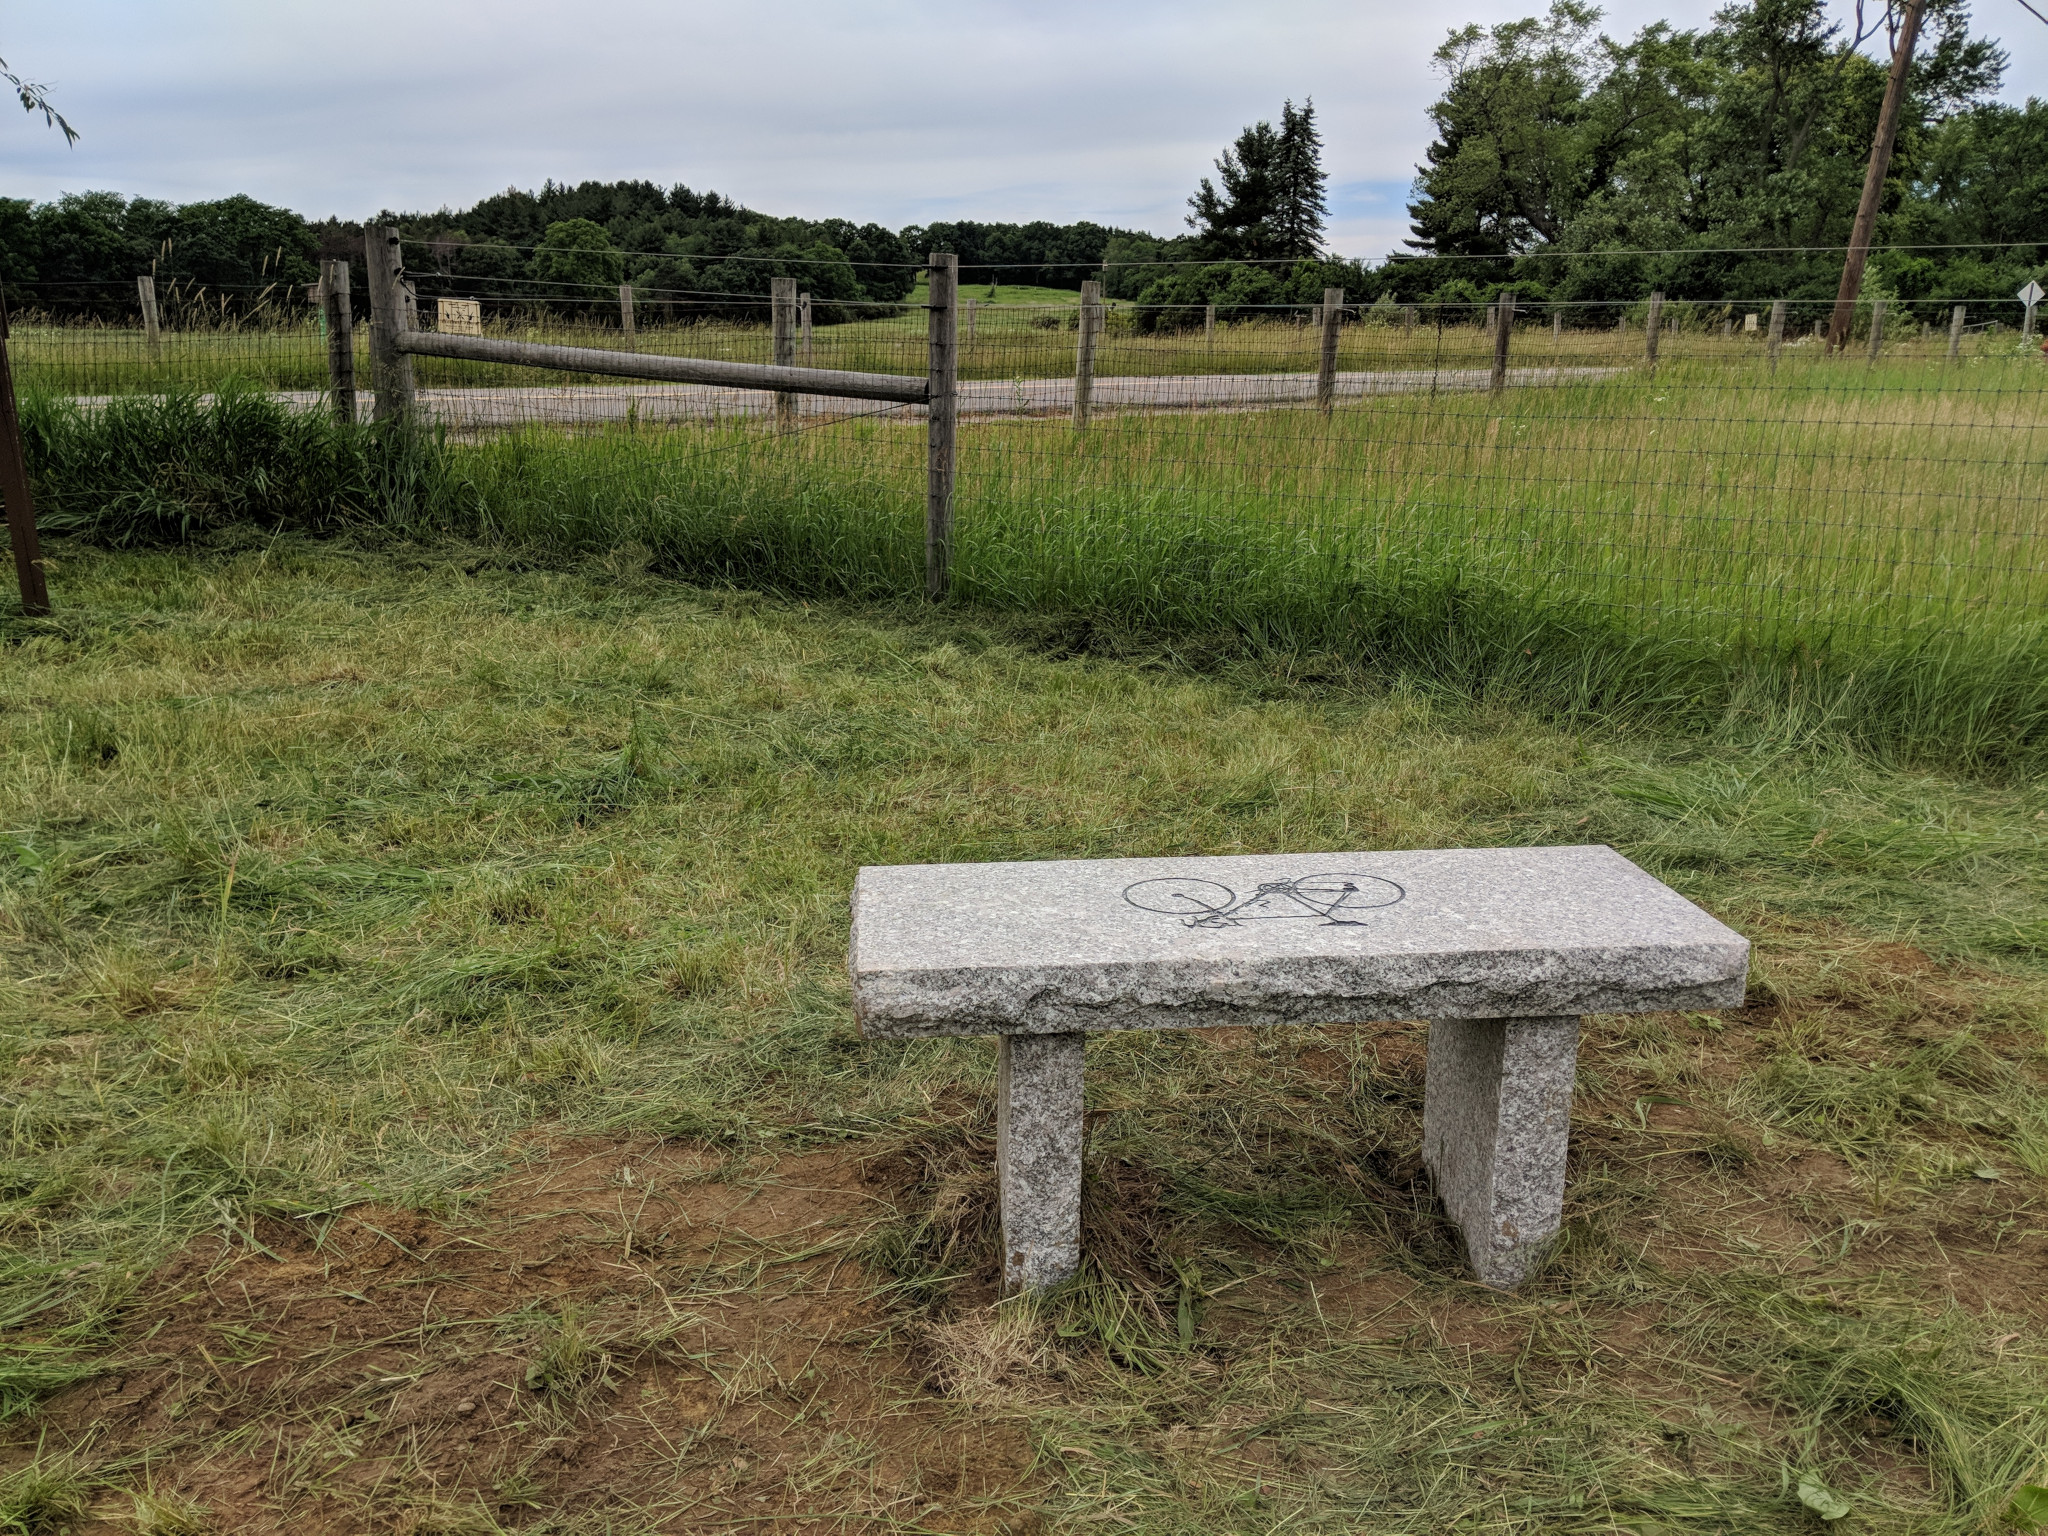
[0, 543, 2044, 1533]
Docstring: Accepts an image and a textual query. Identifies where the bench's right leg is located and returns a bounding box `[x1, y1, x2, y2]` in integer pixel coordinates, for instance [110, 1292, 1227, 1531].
[1422, 1016, 1579, 1289]
[997, 1031, 1084, 1292]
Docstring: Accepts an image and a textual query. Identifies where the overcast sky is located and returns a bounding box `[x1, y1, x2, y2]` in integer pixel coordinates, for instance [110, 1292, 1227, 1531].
[6, 0, 2043, 259]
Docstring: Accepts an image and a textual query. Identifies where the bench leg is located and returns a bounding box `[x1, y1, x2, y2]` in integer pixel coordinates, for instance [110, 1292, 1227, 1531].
[996, 1031, 1084, 1292]
[1421, 1016, 1579, 1289]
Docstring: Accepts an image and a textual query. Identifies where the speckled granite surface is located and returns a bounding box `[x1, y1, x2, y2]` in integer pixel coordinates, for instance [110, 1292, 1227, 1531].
[851, 846, 1747, 1038]
[1424, 1016, 1580, 1288]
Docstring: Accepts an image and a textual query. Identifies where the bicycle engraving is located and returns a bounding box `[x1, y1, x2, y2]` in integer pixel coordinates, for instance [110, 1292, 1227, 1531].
[1122, 872, 1405, 928]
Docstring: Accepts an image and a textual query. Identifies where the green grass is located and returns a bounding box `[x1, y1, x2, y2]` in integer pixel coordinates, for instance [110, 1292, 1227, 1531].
[17, 337, 2048, 767]
[0, 543, 2044, 1531]
[437, 356, 2048, 767]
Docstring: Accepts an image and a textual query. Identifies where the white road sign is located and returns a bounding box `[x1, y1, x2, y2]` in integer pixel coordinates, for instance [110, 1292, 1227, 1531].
[2019, 280, 2045, 307]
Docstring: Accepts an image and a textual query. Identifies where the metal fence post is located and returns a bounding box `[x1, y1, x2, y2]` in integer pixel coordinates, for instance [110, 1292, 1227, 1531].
[1317, 286, 1344, 414]
[364, 226, 415, 425]
[1073, 278, 1102, 431]
[1491, 289, 1515, 394]
[771, 276, 798, 427]
[137, 274, 161, 358]
[1767, 299, 1786, 374]
[0, 291, 50, 616]
[1644, 292, 1664, 369]
[321, 259, 356, 425]
[926, 252, 958, 601]
[1947, 304, 1966, 362]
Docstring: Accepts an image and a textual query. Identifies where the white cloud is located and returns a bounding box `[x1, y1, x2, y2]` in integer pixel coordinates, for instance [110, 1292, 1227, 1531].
[5, 0, 2040, 261]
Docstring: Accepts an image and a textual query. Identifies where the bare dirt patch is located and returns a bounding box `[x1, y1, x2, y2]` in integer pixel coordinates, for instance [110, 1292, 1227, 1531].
[14, 1140, 1038, 1534]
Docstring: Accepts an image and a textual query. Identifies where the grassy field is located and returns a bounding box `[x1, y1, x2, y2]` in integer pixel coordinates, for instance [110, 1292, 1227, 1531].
[19, 334, 2048, 764]
[0, 541, 2044, 1533]
[417, 356, 2048, 764]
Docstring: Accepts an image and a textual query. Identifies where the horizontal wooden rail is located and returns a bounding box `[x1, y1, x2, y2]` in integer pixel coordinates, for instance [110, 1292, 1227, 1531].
[393, 330, 928, 405]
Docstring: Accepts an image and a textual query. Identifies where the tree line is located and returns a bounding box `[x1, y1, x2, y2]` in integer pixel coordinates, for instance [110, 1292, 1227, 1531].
[0, 180, 1176, 323]
[1388, 0, 2045, 324]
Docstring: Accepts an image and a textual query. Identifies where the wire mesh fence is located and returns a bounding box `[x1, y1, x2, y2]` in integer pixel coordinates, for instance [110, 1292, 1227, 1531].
[9, 245, 2048, 758]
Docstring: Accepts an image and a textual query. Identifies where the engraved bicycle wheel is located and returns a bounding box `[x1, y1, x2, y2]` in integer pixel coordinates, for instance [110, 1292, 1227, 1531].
[1288, 873, 1404, 919]
[1122, 877, 1236, 917]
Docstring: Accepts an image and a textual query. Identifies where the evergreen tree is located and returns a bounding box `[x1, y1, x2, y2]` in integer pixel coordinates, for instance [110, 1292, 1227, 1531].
[1273, 99, 1330, 258]
[1187, 117, 1282, 258]
[1187, 100, 1330, 259]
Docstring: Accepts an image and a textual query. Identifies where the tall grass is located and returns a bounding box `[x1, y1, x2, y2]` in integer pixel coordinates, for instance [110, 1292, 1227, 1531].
[20, 384, 462, 543]
[19, 348, 2048, 765]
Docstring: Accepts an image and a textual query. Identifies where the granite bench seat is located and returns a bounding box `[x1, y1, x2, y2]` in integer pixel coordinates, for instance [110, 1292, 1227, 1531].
[849, 847, 1747, 1291]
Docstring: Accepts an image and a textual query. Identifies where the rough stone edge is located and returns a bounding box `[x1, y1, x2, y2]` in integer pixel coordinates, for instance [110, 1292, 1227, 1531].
[852, 944, 1749, 1038]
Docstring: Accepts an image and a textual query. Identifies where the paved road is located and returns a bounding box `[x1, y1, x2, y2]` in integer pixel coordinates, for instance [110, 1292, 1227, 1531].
[88, 365, 1625, 430]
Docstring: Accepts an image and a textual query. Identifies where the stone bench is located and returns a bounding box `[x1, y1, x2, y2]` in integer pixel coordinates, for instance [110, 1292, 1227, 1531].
[849, 847, 1747, 1291]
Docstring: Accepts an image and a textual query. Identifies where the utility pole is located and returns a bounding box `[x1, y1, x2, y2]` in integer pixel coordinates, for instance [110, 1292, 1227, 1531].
[1827, 0, 1925, 352]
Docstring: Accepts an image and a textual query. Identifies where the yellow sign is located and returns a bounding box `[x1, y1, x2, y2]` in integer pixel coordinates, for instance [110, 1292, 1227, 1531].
[438, 298, 483, 336]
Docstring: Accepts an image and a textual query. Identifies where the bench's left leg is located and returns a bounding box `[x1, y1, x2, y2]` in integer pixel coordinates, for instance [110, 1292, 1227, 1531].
[997, 1031, 1084, 1292]
[1422, 1016, 1579, 1289]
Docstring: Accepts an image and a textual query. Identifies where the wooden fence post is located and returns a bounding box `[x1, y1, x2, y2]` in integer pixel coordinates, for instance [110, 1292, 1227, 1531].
[137, 274, 161, 357]
[800, 292, 813, 365]
[1766, 300, 1786, 373]
[619, 283, 636, 340]
[1317, 286, 1344, 415]
[926, 253, 958, 601]
[963, 297, 975, 345]
[771, 276, 798, 427]
[1403, 305, 1417, 338]
[364, 226, 415, 425]
[1073, 278, 1102, 430]
[1491, 289, 1515, 394]
[321, 259, 356, 425]
[1867, 298, 1886, 362]
[1947, 304, 1966, 362]
[1644, 292, 1664, 368]
[1204, 303, 1215, 346]
[0, 292, 50, 616]
[1553, 310, 1561, 339]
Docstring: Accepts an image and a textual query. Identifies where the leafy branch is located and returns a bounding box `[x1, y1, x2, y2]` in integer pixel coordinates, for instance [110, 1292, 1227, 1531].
[2, 55, 78, 145]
